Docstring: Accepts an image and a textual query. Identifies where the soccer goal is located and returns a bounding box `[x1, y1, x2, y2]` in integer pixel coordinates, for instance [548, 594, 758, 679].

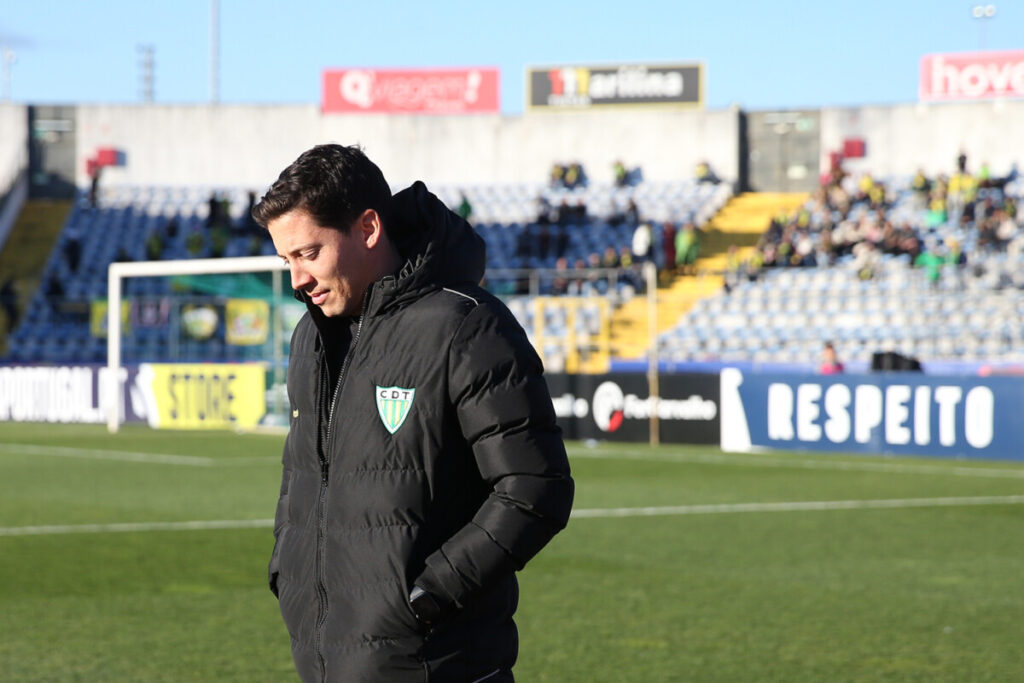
[105, 255, 290, 433]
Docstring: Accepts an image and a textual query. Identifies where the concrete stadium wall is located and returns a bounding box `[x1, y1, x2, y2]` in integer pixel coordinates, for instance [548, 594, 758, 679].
[74, 105, 741, 190]
[0, 103, 28, 190]
[820, 100, 1024, 180]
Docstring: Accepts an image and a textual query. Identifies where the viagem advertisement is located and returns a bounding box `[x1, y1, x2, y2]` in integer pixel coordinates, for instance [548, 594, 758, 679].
[0, 364, 266, 430]
[322, 68, 500, 114]
[719, 369, 1021, 461]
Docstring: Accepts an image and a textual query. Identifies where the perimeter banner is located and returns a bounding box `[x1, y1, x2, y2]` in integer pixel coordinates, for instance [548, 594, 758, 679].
[0, 363, 266, 430]
[547, 372, 719, 443]
[527, 63, 703, 110]
[322, 68, 500, 114]
[920, 50, 1024, 101]
[719, 369, 1024, 461]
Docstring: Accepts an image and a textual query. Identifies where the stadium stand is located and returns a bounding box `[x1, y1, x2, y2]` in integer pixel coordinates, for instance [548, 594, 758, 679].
[2, 179, 729, 365]
[660, 163, 1024, 366]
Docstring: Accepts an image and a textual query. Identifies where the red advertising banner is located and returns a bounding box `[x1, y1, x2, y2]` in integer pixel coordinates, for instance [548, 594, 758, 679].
[322, 68, 499, 114]
[920, 50, 1024, 101]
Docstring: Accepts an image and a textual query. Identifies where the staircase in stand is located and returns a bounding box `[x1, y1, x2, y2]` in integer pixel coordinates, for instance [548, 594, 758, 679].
[610, 192, 809, 360]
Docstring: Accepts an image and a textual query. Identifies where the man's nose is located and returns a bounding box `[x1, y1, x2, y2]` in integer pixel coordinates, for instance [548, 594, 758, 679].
[290, 264, 312, 291]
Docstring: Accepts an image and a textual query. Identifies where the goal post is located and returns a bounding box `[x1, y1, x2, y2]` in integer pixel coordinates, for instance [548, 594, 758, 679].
[106, 255, 288, 433]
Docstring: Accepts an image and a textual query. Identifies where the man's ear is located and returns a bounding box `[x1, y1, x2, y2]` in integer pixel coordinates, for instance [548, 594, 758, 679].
[357, 209, 384, 248]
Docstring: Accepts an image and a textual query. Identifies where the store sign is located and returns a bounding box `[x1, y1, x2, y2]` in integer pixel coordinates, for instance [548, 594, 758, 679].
[528, 63, 703, 110]
[322, 68, 499, 114]
[920, 50, 1024, 101]
[0, 363, 266, 430]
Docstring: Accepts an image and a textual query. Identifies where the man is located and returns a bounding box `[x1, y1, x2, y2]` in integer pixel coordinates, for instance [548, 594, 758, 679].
[253, 144, 574, 683]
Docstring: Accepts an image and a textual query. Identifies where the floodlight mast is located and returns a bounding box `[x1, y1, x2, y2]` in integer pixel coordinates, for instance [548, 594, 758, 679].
[105, 255, 288, 433]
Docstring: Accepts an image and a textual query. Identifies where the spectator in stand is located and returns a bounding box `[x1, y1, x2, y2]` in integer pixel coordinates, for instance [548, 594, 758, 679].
[63, 236, 81, 273]
[552, 257, 570, 295]
[564, 162, 585, 189]
[662, 221, 676, 274]
[601, 245, 620, 270]
[625, 198, 640, 226]
[536, 195, 554, 224]
[145, 229, 164, 261]
[613, 160, 628, 188]
[914, 240, 945, 287]
[557, 199, 573, 227]
[457, 193, 473, 222]
[573, 199, 589, 225]
[852, 240, 879, 280]
[243, 191, 260, 235]
[554, 225, 568, 259]
[537, 225, 551, 261]
[549, 163, 565, 188]
[89, 167, 102, 208]
[820, 342, 844, 375]
[695, 160, 720, 184]
[207, 192, 221, 228]
[675, 223, 700, 275]
[995, 209, 1020, 249]
[631, 222, 652, 263]
[570, 258, 588, 295]
[186, 228, 205, 257]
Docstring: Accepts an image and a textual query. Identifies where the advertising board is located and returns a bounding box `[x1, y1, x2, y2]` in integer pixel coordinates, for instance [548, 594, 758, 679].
[920, 50, 1024, 102]
[548, 372, 719, 443]
[0, 363, 266, 430]
[323, 68, 499, 114]
[720, 369, 1022, 461]
[527, 63, 703, 110]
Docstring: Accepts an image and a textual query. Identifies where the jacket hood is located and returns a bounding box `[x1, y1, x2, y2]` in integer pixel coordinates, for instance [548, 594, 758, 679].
[385, 181, 486, 297]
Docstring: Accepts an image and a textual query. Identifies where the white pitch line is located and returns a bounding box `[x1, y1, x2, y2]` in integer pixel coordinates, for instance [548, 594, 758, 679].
[0, 443, 214, 466]
[570, 495, 1024, 519]
[0, 518, 275, 537]
[567, 447, 1024, 481]
[3, 495, 1024, 536]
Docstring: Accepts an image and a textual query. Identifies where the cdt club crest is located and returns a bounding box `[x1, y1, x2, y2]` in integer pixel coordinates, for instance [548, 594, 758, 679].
[376, 385, 416, 434]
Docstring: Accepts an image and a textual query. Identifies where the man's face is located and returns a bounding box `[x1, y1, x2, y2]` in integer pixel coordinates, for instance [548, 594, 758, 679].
[268, 208, 372, 318]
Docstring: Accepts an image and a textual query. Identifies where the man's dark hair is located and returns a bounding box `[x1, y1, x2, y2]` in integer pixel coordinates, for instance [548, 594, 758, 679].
[252, 144, 391, 232]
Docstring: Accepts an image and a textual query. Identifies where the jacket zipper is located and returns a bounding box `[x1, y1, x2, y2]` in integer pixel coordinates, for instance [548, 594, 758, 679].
[313, 291, 370, 682]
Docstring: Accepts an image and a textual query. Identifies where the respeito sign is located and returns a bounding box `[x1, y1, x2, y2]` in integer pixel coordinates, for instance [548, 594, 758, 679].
[920, 50, 1024, 101]
[527, 63, 703, 110]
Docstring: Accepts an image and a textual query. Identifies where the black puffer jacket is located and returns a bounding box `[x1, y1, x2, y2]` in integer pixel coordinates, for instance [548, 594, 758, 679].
[270, 182, 574, 682]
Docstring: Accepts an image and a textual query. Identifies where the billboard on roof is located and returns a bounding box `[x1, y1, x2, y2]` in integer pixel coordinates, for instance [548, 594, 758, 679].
[920, 50, 1024, 102]
[527, 63, 703, 111]
[322, 68, 500, 114]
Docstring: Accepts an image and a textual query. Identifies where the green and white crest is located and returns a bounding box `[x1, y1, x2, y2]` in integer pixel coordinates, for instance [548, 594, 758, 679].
[375, 385, 416, 434]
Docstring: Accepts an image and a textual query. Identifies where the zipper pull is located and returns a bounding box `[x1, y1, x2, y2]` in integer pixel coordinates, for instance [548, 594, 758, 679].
[321, 462, 329, 484]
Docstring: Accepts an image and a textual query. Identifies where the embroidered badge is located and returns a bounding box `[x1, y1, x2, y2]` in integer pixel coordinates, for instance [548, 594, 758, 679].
[375, 385, 416, 434]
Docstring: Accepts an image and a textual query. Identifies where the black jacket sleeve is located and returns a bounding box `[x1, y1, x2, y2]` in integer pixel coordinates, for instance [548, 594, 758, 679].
[413, 302, 574, 610]
[268, 446, 292, 598]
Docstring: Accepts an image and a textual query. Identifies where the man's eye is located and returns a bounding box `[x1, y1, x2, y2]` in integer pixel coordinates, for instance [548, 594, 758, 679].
[304, 250, 319, 260]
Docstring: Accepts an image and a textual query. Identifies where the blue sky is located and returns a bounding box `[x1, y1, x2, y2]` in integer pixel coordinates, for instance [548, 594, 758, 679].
[1, 0, 1021, 112]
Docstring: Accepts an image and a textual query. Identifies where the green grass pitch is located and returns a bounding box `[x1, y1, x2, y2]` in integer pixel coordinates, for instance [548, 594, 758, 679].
[1, 422, 1023, 682]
